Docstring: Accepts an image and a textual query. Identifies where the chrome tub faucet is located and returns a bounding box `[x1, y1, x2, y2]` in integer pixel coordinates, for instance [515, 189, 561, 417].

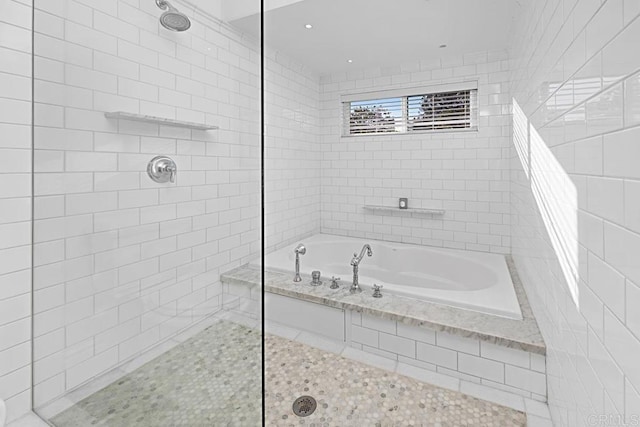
[350, 244, 372, 293]
[293, 243, 306, 282]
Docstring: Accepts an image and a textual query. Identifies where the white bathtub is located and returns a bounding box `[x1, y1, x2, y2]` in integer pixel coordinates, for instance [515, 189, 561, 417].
[256, 234, 522, 320]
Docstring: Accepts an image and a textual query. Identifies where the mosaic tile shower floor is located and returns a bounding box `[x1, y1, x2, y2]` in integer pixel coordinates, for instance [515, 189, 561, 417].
[50, 320, 526, 426]
[51, 320, 262, 426]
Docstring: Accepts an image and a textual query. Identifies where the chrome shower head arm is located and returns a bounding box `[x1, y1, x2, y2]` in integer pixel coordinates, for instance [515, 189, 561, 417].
[157, 0, 181, 10]
[156, 0, 179, 12]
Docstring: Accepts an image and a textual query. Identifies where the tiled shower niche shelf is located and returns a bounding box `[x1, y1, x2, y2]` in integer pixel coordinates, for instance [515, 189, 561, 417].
[363, 205, 445, 216]
[105, 112, 218, 130]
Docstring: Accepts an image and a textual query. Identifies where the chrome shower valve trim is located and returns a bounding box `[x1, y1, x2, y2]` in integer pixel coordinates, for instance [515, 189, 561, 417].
[147, 156, 177, 183]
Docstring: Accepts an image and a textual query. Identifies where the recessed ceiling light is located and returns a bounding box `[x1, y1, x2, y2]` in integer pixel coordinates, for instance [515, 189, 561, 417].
[304, 24, 313, 29]
[347, 59, 353, 63]
[439, 44, 447, 48]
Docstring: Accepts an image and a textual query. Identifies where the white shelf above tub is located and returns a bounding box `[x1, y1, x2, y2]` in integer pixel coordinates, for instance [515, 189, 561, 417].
[363, 205, 445, 216]
[104, 112, 218, 130]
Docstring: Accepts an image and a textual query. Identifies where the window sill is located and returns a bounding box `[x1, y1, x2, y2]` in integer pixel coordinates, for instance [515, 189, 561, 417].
[341, 127, 478, 138]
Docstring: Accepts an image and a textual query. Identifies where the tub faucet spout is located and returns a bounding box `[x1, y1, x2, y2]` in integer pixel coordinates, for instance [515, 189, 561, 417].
[350, 244, 372, 293]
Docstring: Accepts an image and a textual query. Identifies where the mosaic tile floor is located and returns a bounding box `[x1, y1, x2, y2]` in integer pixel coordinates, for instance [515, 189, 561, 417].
[51, 320, 526, 426]
[264, 337, 526, 427]
[51, 321, 262, 426]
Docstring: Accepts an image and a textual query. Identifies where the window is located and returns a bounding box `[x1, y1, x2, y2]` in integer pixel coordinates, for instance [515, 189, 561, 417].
[342, 83, 478, 136]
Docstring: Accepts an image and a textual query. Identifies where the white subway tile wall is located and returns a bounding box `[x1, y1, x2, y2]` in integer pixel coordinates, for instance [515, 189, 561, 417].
[509, 0, 640, 425]
[350, 313, 547, 400]
[263, 49, 322, 252]
[319, 50, 512, 253]
[30, 0, 264, 411]
[0, 0, 33, 422]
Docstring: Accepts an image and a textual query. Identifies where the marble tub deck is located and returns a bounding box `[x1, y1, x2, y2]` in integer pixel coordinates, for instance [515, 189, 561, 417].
[50, 319, 527, 426]
[221, 257, 545, 355]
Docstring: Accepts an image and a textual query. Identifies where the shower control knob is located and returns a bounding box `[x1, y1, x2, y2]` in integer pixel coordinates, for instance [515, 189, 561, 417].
[147, 156, 177, 183]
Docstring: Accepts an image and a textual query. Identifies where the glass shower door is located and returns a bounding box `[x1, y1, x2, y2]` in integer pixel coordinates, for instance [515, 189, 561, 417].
[31, 0, 263, 425]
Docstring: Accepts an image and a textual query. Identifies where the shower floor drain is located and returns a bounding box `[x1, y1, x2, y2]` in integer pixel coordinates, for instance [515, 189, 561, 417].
[292, 395, 317, 417]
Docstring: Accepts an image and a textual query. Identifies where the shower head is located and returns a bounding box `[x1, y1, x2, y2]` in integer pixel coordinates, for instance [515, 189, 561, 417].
[155, 0, 191, 32]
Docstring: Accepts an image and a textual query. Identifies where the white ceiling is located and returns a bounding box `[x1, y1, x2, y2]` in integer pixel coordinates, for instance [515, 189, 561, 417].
[188, 0, 305, 25]
[230, 0, 517, 75]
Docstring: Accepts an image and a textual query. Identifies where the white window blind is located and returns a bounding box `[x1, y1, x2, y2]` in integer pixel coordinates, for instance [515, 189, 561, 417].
[342, 86, 478, 136]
